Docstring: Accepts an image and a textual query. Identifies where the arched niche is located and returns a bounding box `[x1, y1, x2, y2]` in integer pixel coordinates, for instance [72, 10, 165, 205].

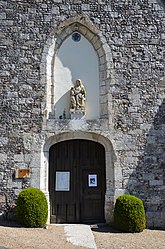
[54, 33, 99, 120]
[40, 16, 112, 120]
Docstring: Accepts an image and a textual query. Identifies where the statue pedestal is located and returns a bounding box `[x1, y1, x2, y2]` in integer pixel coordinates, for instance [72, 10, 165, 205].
[70, 109, 86, 120]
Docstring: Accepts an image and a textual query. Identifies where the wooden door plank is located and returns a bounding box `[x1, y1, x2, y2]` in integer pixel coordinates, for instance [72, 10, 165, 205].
[49, 140, 106, 223]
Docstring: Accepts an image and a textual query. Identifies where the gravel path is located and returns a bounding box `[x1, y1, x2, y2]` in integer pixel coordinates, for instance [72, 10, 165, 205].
[0, 220, 165, 249]
[92, 225, 165, 249]
[0, 220, 85, 249]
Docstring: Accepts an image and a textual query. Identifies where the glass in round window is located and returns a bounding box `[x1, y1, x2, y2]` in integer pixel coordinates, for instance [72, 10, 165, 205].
[72, 32, 81, 42]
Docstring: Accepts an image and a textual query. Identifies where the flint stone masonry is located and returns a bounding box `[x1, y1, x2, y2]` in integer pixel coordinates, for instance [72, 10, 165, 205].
[0, 0, 165, 228]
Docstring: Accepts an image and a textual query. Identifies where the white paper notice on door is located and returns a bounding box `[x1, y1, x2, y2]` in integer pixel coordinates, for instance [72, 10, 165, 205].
[88, 174, 97, 187]
[55, 172, 70, 191]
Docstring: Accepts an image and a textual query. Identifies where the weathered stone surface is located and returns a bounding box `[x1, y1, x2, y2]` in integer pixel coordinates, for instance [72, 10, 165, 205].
[0, 0, 165, 227]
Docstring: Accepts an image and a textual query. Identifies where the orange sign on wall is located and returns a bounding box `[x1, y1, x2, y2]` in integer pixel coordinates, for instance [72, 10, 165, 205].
[15, 169, 30, 179]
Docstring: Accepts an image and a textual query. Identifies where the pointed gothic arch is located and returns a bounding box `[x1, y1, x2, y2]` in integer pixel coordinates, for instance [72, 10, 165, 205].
[40, 15, 112, 119]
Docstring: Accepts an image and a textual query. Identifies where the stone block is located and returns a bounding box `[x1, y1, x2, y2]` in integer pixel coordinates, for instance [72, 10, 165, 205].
[70, 110, 86, 120]
[0, 153, 7, 161]
[0, 137, 8, 146]
[51, 6, 60, 14]
[14, 154, 24, 163]
[30, 153, 41, 168]
[81, 4, 90, 11]
[149, 180, 163, 186]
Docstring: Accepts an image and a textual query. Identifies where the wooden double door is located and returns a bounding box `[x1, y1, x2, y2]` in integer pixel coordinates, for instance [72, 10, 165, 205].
[49, 139, 106, 223]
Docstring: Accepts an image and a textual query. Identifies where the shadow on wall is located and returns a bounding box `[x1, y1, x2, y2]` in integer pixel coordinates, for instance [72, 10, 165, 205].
[127, 98, 165, 228]
[53, 90, 70, 119]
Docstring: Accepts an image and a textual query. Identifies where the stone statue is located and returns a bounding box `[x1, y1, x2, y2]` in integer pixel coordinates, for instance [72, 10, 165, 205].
[70, 79, 86, 110]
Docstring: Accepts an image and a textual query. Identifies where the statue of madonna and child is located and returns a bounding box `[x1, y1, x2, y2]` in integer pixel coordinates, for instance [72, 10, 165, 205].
[70, 79, 86, 111]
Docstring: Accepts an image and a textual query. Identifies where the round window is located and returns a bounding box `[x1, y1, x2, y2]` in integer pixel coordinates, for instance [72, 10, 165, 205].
[72, 32, 81, 42]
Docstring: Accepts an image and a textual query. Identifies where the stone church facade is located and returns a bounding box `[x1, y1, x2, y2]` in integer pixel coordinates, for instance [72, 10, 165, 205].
[0, 0, 165, 227]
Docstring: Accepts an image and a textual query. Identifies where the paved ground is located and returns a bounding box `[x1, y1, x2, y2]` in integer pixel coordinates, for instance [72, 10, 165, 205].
[0, 220, 165, 249]
[64, 224, 96, 248]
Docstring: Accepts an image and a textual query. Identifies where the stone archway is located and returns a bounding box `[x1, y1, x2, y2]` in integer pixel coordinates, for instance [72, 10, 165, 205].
[40, 15, 112, 120]
[39, 15, 114, 224]
[41, 131, 115, 224]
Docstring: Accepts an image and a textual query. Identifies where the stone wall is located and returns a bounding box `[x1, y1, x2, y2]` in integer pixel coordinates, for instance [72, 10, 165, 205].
[0, 0, 165, 227]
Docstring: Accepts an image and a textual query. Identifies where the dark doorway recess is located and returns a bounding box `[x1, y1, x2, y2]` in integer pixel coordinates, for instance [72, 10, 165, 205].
[49, 139, 106, 223]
